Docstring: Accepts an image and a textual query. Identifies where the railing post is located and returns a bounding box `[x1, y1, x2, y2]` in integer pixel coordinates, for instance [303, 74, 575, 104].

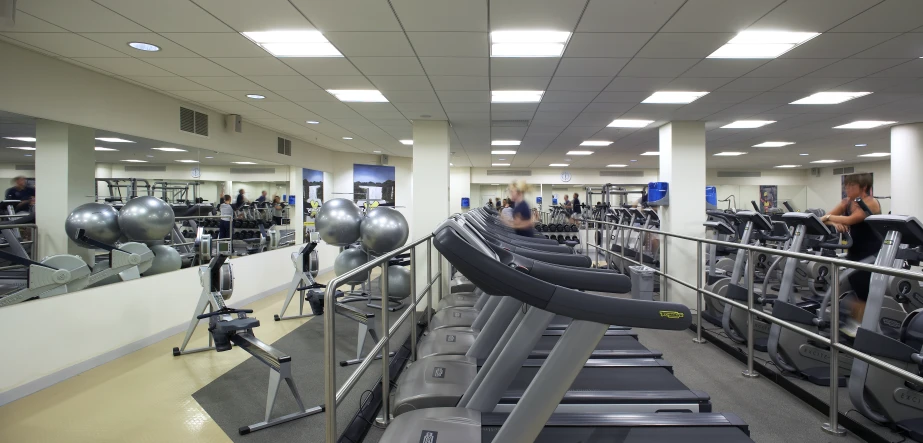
[822, 263, 847, 436]
[409, 247, 417, 363]
[426, 238, 433, 328]
[694, 240, 706, 344]
[324, 282, 338, 442]
[742, 249, 760, 378]
[377, 261, 391, 426]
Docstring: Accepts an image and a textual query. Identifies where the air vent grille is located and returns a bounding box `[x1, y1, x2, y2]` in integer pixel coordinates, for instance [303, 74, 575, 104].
[600, 170, 644, 177]
[277, 137, 292, 156]
[15, 165, 34, 171]
[179, 107, 208, 136]
[717, 171, 761, 178]
[491, 120, 530, 127]
[832, 167, 855, 175]
[231, 167, 276, 174]
[486, 169, 531, 176]
[125, 165, 167, 172]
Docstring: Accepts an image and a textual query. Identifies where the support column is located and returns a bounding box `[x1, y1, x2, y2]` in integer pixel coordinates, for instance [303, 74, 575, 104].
[35, 120, 95, 261]
[289, 166, 304, 244]
[659, 121, 706, 308]
[891, 123, 923, 216]
[412, 120, 450, 310]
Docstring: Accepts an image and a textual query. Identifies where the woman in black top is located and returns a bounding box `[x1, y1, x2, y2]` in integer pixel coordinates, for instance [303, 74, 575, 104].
[821, 173, 881, 331]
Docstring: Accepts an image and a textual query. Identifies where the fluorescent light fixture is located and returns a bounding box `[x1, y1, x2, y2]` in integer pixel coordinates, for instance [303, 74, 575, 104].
[549, 163, 569, 167]
[491, 90, 544, 103]
[450, 163, 454, 166]
[775, 165, 801, 168]
[241, 31, 342, 57]
[630, 159, 638, 162]
[95, 137, 134, 143]
[121, 159, 147, 163]
[3, 137, 36, 142]
[800, 153, 810, 156]
[23, 154, 31, 157]
[855, 143, 867, 147]
[128, 42, 160, 52]
[492, 163, 510, 166]
[721, 120, 775, 129]
[834, 121, 897, 129]
[175, 160, 199, 163]
[491, 140, 520, 146]
[714, 152, 748, 156]
[399, 139, 413, 145]
[810, 159, 842, 164]
[640, 152, 660, 156]
[791, 91, 871, 105]
[491, 150, 517, 155]
[607, 164, 628, 168]
[246, 94, 265, 99]
[306, 120, 320, 124]
[566, 151, 594, 155]
[608, 119, 654, 128]
[153, 147, 187, 152]
[490, 31, 570, 57]
[708, 30, 819, 59]
[641, 91, 708, 104]
[858, 152, 891, 157]
[205, 156, 214, 159]
[580, 141, 613, 146]
[94, 147, 118, 151]
[327, 89, 388, 102]
[232, 161, 257, 164]
[146, 155, 154, 158]
[342, 137, 353, 140]
[753, 141, 794, 148]
[373, 150, 381, 153]
[6, 146, 35, 151]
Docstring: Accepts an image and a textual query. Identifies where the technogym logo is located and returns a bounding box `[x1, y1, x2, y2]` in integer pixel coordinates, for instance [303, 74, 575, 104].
[659, 311, 684, 319]
[420, 430, 438, 443]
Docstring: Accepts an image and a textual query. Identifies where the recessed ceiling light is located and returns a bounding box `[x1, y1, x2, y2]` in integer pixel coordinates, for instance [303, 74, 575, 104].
[241, 31, 342, 57]
[566, 151, 594, 155]
[128, 42, 160, 52]
[95, 137, 134, 143]
[450, 163, 454, 166]
[94, 147, 118, 151]
[799, 153, 809, 156]
[775, 165, 801, 168]
[327, 89, 388, 102]
[491, 140, 520, 146]
[549, 163, 569, 167]
[6, 146, 35, 151]
[640, 152, 659, 156]
[492, 163, 510, 166]
[641, 91, 708, 104]
[855, 143, 867, 147]
[176, 159, 199, 163]
[306, 120, 320, 124]
[490, 30, 570, 57]
[714, 152, 748, 156]
[834, 121, 897, 129]
[707, 30, 820, 59]
[858, 152, 891, 157]
[23, 154, 32, 157]
[3, 136, 36, 142]
[753, 141, 794, 148]
[399, 139, 413, 145]
[342, 137, 353, 140]
[490, 184, 499, 186]
[146, 155, 154, 158]
[122, 159, 147, 163]
[790, 91, 872, 105]
[491, 90, 544, 103]
[810, 159, 842, 164]
[580, 140, 613, 146]
[608, 119, 654, 128]
[153, 147, 187, 152]
[246, 94, 265, 99]
[491, 150, 517, 155]
[373, 150, 381, 153]
[205, 156, 214, 159]
[630, 159, 638, 162]
[607, 164, 628, 168]
[721, 120, 776, 129]
[232, 161, 257, 164]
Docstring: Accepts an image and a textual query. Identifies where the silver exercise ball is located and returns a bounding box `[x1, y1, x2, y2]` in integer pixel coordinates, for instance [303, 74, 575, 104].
[360, 207, 409, 254]
[65, 203, 121, 247]
[143, 245, 182, 276]
[119, 196, 175, 242]
[381, 265, 411, 300]
[315, 198, 363, 246]
[334, 247, 370, 284]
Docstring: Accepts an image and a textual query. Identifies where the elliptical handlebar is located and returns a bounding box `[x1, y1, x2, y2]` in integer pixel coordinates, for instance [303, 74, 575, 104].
[197, 307, 253, 320]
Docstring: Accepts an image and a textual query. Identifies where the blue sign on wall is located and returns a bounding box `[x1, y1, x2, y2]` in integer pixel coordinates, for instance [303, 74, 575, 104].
[461, 197, 470, 208]
[536, 197, 542, 204]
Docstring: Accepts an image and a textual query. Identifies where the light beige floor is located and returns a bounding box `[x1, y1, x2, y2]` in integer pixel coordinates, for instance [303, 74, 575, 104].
[0, 272, 343, 443]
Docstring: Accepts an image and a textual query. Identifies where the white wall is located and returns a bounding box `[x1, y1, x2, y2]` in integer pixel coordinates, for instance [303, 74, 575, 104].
[449, 167, 471, 214]
[470, 168, 659, 186]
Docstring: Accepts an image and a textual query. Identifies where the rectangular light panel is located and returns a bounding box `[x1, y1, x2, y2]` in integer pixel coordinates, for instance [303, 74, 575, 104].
[810, 159, 842, 163]
[399, 140, 413, 145]
[94, 147, 118, 151]
[327, 90, 388, 102]
[176, 160, 199, 163]
[491, 90, 544, 103]
[549, 163, 569, 167]
[121, 159, 147, 162]
[834, 121, 897, 129]
[232, 161, 258, 164]
[608, 119, 654, 128]
[774, 165, 801, 168]
[95, 137, 134, 143]
[6, 146, 36, 150]
[721, 120, 776, 129]
[607, 164, 627, 168]
[242, 31, 342, 57]
[640, 151, 660, 156]
[3, 137, 36, 142]
[566, 151, 593, 155]
[491, 150, 517, 155]
[752, 141, 794, 148]
[708, 30, 819, 59]
[858, 153, 891, 157]
[492, 163, 510, 166]
[791, 91, 871, 105]
[153, 147, 187, 152]
[490, 31, 570, 57]
[641, 91, 708, 104]
[714, 152, 747, 156]
[580, 141, 613, 146]
[491, 140, 520, 146]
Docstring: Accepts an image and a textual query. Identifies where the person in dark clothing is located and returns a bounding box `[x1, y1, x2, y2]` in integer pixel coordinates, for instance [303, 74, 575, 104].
[5, 176, 34, 212]
[495, 198, 502, 210]
[504, 180, 534, 237]
[235, 189, 247, 209]
[821, 173, 881, 334]
[571, 192, 582, 227]
[218, 195, 233, 239]
[255, 190, 268, 204]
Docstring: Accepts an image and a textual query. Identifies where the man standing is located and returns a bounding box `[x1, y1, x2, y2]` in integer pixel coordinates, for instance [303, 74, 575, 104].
[5, 176, 35, 212]
[255, 190, 268, 203]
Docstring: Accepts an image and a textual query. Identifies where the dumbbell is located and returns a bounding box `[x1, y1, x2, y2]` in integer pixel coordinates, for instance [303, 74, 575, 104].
[569, 224, 578, 232]
[535, 223, 545, 232]
[233, 232, 242, 240]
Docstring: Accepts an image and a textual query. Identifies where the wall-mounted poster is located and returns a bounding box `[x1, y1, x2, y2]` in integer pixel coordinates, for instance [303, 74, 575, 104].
[303, 168, 324, 204]
[354, 164, 395, 206]
[759, 185, 778, 212]
[842, 173, 873, 200]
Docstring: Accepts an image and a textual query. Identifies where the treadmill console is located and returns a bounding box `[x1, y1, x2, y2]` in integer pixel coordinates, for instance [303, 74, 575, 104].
[866, 215, 923, 248]
[735, 210, 773, 232]
[781, 212, 830, 236]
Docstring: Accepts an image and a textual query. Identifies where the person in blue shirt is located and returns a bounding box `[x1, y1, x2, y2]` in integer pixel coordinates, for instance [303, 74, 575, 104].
[504, 180, 535, 237]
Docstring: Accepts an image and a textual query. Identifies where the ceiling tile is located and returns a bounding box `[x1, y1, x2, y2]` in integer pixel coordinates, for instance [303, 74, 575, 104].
[491, 103, 539, 113]
[662, 0, 783, 32]
[390, 0, 487, 31]
[306, 75, 375, 89]
[583, 102, 634, 113]
[852, 33, 923, 59]
[429, 76, 489, 91]
[783, 33, 901, 59]
[3, 12, 67, 32]
[619, 58, 699, 77]
[744, 58, 838, 77]
[144, 58, 236, 76]
[773, 77, 856, 92]
[368, 76, 433, 91]
[191, 0, 313, 31]
[406, 32, 488, 57]
[667, 77, 732, 90]
[490, 76, 551, 90]
[196, 101, 260, 113]
[490, 0, 586, 29]
[718, 77, 794, 92]
[95, 0, 233, 32]
[681, 59, 766, 77]
[437, 91, 490, 103]
[688, 91, 758, 104]
[807, 59, 906, 77]
[634, 33, 734, 58]
[869, 59, 923, 78]
[578, 0, 684, 32]
[531, 111, 580, 125]
[210, 57, 298, 76]
[0, 33, 128, 58]
[289, 0, 402, 31]
[542, 91, 601, 102]
[277, 90, 337, 101]
[749, 0, 880, 33]
[298, 101, 363, 118]
[446, 111, 490, 122]
[832, 0, 923, 32]
[564, 33, 653, 58]
[79, 33, 201, 58]
[70, 58, 174, 76]
[419, 57, 488, 76]
[246, 75, 320, 91]
[742, 92, 805, 104]
[170, 90, 239, 102]
[350, 57, 425, 75]
[285, 58, 363, 76]
[443, 102, 489, 113]
[392, 102, 443, 113]
[161, 33, 267, 57]
[555, 58, 629, 77]
[839, 77, 918, 91]
[548, 76, 612, 92]
[126, 76, 211, 91]
[18, 0, 148, 32]
[383, 90, 439, 102]
[605, 77, 674, 91]
[490, 58, 560, 77]
[325, 32, 415, 57]
[251, 101, 315, 116]
[538, 102, 590, 112]
[187, 76, 261, 90]
[346, 102, 398, 113]
[594, 91, 650, 102]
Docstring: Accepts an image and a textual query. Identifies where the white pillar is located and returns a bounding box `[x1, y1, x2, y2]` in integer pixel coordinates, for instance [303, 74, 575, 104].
[35, 119, 96, 260]
[891, 123, 923, 216]
[659, 121, 706, 308]
[412, 120, 450, 309]
[289, 166, 304, 244]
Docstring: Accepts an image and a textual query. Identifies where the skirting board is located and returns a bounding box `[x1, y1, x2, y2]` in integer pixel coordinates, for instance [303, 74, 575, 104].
[0, 265, 332, 407]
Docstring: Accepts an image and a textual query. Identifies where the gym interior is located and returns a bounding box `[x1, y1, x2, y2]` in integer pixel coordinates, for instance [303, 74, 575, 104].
[1, 1, 922, 442]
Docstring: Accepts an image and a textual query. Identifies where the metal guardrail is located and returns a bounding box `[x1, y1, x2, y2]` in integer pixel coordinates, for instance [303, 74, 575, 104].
[585, 216, 923, 435]
[324, 235, 442, 442]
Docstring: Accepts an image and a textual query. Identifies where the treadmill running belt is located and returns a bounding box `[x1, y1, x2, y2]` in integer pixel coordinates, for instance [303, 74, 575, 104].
[531, 335, 658, 358]
[482, 426, 753, 443]
[510, 367, 688, 391]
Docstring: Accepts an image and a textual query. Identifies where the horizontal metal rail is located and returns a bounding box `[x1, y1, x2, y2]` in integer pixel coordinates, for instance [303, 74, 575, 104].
[175, 215, 222, 220]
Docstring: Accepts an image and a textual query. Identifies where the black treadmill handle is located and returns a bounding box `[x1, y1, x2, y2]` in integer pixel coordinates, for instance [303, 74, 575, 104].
[751, 200, 761, 213]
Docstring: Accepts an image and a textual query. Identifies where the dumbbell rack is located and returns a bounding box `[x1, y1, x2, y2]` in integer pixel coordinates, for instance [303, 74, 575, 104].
[534, 221, 582, 245]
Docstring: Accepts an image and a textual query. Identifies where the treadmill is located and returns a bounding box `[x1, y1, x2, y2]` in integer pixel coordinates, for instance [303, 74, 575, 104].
[378, 224, 753, 443]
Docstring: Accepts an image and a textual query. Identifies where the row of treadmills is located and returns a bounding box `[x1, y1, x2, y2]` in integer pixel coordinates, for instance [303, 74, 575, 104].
[367, 207, 757, 442]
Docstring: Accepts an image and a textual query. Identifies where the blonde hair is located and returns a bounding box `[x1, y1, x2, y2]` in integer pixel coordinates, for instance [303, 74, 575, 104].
[508, 180, 532, 195]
